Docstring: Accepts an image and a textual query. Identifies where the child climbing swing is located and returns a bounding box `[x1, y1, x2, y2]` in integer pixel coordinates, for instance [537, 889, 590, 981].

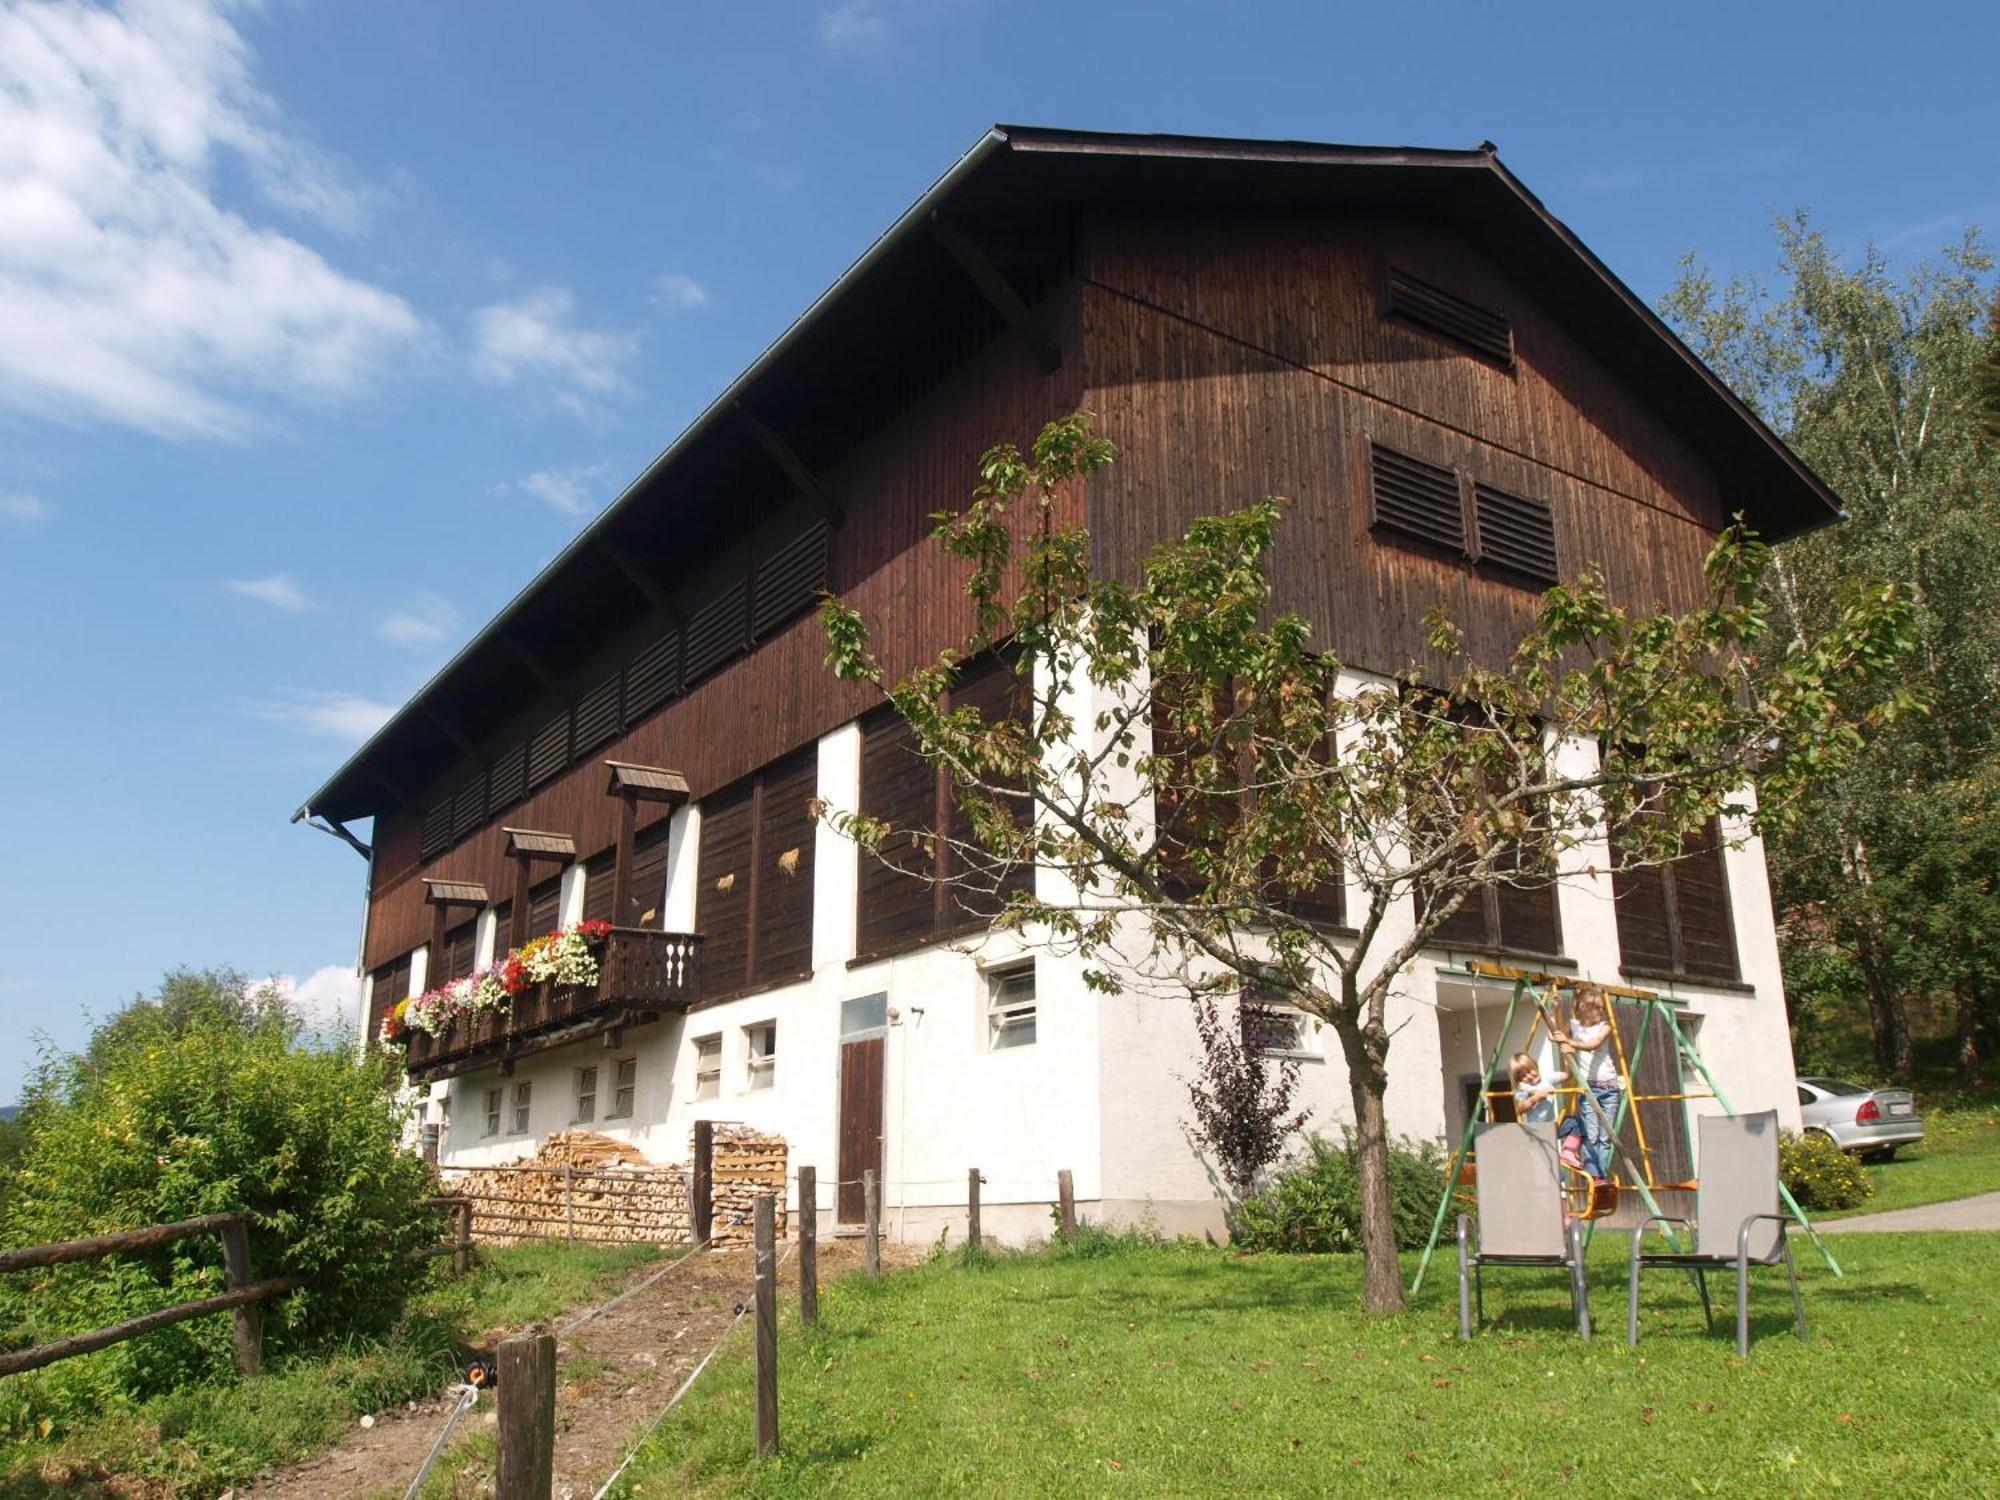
[1554, 986, 1623, 1185]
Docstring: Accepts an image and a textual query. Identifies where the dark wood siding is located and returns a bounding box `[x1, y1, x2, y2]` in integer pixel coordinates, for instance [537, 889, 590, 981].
[1613, 816, 1738, 982]
[624, 818, 672, 929]
[752, 751, 818, 987]
[696, 785, 754, 998]
[942, 653, 1034, 928]
[582, 847, 616, 926]
[527, 875, 563, 938]
[856, 708, 941, 959]
[440, 920, 477, 983]
[368, 951, 414, 1043]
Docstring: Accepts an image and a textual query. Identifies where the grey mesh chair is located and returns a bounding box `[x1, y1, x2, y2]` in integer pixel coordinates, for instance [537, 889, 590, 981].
[1457, 1121, 1591, 1340]
[1627, 1110, 1806, 1356]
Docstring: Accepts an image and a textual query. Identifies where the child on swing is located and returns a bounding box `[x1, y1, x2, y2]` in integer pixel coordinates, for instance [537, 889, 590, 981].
[1555, 986, 1623, 1185]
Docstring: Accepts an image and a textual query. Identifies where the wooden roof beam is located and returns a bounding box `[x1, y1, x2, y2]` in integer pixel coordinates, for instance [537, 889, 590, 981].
[422, 707, 479, 758]
[594, 539, 684, 623]
[731, 403, 843, 528]
[500, 633, 565, 699]
[933, 215, 1062, 374]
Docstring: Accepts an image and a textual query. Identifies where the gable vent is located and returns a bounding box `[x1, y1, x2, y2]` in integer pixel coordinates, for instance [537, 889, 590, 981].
[1369, 443, 1466, 554]
[1472, 482, 1559, 586]
[1387, 269, 1514, 369]
[420, 798, 453, 861]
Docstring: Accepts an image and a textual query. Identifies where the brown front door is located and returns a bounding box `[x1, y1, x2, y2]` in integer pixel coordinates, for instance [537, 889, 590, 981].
[837, 1034, 885, 1223]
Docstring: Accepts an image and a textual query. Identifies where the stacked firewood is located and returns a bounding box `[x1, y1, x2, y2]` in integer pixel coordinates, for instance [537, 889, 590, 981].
[709, 1123, 787, 1247]
[449, 1130, 692, 1246]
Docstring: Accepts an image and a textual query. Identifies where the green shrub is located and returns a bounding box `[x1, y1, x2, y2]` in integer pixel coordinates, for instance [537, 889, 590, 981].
[1780, 1129, 1875, 1211]
[1230, 1131, 1448, 1253]
[0, 972, 437, 1433]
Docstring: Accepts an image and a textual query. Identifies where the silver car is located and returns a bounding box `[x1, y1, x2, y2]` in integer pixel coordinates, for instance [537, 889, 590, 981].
[1796, 1076, 1924, 1159]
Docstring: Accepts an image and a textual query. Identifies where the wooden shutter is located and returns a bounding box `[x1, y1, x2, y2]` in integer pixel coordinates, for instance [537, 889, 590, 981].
[573, 674, 621, 754]
[624, 630, 681, 720]
[1494, 876, 1560, 957]
[857, 707, 940, 958]
[420, 799, 453, 861]
[1150, 670, 1242, 899]
[487, 742, 527, 816]
[1386, 267, 1515, 369]
[527, 874, 563, 937]
[752, 750, 818, 986]
[696, 783, 754, 997]
[1426, 886, 1493, 950]
[452, 774, 486, 840]
[582, 847, 616, 926]
[944, 653, 1033, 927]
[1611, 852, 1674, 973]
[369, 952, 413, 1043]
[1369, 443, 1466, 554]
[1670, 821, 1738, 981]
[683, 582, 748, 685]
[442, 920, 478, 982]
[527, 711, 570, 788]
[488, 902, 512, 956]
[624, 819, 671, 928]
[1473, 482, 1559, 587]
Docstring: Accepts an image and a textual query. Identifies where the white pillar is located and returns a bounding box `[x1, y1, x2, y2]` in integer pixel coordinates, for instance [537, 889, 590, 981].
[1549, 734, 1621, 981]
[663, 802, 701, 932]
[558, 861, 586, 926]
[813, 724, 861, 969]
[407, 945, 430, 998]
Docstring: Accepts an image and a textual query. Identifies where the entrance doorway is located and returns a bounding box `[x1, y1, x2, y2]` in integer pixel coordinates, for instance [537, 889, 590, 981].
[837, 993, 887, 1224]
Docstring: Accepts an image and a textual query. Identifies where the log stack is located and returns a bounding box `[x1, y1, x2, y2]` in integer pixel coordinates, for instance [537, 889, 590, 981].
[448, 1130, 692, 1246]
[709, 1124, 787, 1248]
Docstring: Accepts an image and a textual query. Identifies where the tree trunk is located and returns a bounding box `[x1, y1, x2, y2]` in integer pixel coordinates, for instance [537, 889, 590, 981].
[1955, 978, 1983, 1088]
[1853, 925, 1913, 1081]
[1329, 1012, 1405, 1314]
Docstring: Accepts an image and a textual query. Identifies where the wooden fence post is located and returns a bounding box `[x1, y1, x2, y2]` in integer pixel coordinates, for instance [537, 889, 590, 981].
[1057, 1170, 1076, 1239]
[454, 1199, 472, 1276]
[496, 1332, 556, 1500]
[967, 1168, 981, 1252]
[796, 1166, 819, 1325]
[754, 1195, 779, 1459]
[692, 1120, 715, 1245]
[863, 1169, 881, 1277]
[218, 1215, 261, 1376]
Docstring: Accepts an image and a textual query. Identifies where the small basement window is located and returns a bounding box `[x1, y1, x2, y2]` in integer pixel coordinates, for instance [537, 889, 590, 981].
[511, 1080, 533, 1135]
[693, 1034, 722, 1101]
[609, 1057, 638, 1119]
[1240, 994, 1317, 1058]
[987, 963, 1037, 1050]
[575, 1065, 598, 1124]
[746, 1022, 777, 1091]
[484, 1087, 503, 1138]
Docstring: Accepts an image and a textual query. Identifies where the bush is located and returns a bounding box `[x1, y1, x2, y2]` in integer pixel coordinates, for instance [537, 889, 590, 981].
[1229, 1131, 1448, 1253]
[1780, 1129, 1875, 1211]
[0, 972, 437, 1433]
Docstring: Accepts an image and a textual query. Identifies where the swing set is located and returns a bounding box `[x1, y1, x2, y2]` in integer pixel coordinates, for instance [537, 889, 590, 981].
[1409, 960, 1841, 1296]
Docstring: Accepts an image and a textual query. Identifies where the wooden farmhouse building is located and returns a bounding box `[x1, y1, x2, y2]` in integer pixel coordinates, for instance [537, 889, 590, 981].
[298, 127, 1839, 1241]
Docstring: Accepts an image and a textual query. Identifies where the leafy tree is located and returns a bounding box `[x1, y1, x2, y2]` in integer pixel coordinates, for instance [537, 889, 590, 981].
[821, 413, 1911, 1311]
[1181, 992, 1310, 1200]
[1663, 218, 2000, 1079]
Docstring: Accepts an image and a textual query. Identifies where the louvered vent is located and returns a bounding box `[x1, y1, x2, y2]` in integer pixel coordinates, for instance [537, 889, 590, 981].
[1387, 269, 1514, 368]
[451, 774, 486, 839]
[624, 629, 680, 720]
[751, 522, 830, 639]
[1370, 444, 1466, 553]
[1473, 482, 1559, 586]
[683, 581, 748, 685]
[420, 799, 453, 860]
[526, 711, 569, 788]
[573, 674, 621, 754]
[487, 741, 526, 816]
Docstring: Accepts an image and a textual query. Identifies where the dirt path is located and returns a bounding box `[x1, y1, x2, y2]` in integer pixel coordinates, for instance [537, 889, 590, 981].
[246, 1240, 875, 1500]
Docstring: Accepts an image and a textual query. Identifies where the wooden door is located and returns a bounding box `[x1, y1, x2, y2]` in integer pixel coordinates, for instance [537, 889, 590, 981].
[837, 1036, 885, 1223]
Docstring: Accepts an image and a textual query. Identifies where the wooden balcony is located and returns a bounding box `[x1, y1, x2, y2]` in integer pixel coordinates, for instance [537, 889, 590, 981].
[402, 929, 702, 1083]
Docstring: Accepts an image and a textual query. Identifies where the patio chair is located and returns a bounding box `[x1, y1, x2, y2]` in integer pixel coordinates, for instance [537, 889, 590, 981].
[1457, 1121, 1591, 1340]
[1626, 1109, 1807, 1356]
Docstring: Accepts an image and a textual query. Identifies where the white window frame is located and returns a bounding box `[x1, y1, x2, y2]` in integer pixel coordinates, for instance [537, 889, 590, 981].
[745, 1022, 777, 1091]
[985, 962, 1037, 1050]
[1241, 998, 1320, 1061]
[693, 1034, 722, 1101]
[608, 1056, 637, 1119]
[483, 1086, 503, 1138]
[511, 1080, 533, 1135]
[574, 1065, 598, 1124]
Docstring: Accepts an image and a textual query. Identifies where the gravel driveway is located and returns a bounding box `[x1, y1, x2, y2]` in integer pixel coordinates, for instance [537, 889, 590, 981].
[1815, 1190, 2000, 1233]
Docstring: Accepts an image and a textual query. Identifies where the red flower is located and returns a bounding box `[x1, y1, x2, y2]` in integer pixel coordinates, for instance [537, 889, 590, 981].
[578, 920, 612, 942]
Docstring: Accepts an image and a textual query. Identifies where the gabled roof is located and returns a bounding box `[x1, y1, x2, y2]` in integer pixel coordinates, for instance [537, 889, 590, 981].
[299, 125, 1841, 829]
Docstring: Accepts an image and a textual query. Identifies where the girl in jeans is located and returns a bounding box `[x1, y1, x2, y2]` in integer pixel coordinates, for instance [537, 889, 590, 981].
[1556, 987, 1623, 1183]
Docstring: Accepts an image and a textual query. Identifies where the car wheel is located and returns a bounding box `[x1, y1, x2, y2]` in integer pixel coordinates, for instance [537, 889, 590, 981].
[1804, 1128, 1838, 1148]
[1863, 1146, 1897, 1163]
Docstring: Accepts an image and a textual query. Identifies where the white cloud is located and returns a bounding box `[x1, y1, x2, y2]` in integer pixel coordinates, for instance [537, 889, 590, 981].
[470, 287, 636, 418]
[515, 461, 616, 518]
[818, 0, 890, 55]
[263, 963, 362, 1036]
[255, 689, 395, 742]
[1, 492, 54, 522]
[377, 591, 460, 648]
[0, 0, 424, 439]
[651, 272, 710, 311]
[223, 571, 315, 611]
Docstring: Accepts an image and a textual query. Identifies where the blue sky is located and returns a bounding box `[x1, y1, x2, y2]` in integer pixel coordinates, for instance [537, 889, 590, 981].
[0, 0, 1993, 1095]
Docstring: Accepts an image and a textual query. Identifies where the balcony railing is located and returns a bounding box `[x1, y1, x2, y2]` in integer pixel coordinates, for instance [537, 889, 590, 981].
[402, 928, 702, 1083]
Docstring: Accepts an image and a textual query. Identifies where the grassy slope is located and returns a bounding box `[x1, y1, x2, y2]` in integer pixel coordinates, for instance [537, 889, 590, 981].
[1818, 1104, 2000, 1218]
[0, 1240, 666, 1499]
[613, 1233, 2000, 1498]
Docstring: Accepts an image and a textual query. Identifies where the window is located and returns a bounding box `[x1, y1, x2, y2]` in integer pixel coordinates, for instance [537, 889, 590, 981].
[575, 1065, 598, 1124]
[1425, 870, 1562, 958]
[693, 1034, 722, 1100]
[841, 993, 888, 1036]
[484, 1087, 503, 1138]
[1240, 994, 1316, 1058]
[986, 963, 1037, 1050]
[609, 1057, 637, 1118]
[511, 1080, 532, 1134]
[1611, 814, 1739, 983]
[746, 1023, 777, 1090]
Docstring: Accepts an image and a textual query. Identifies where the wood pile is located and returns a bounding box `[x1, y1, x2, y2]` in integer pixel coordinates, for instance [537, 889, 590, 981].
[709, 1123, 787, 1247]
[448, 1130, 692, 1246]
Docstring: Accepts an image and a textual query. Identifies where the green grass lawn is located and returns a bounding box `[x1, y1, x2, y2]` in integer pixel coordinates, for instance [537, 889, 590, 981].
[1819, 1104, 2000, 1218]
[611, 1231, 2000, 1498]
[0, 1238, 666, 1498]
